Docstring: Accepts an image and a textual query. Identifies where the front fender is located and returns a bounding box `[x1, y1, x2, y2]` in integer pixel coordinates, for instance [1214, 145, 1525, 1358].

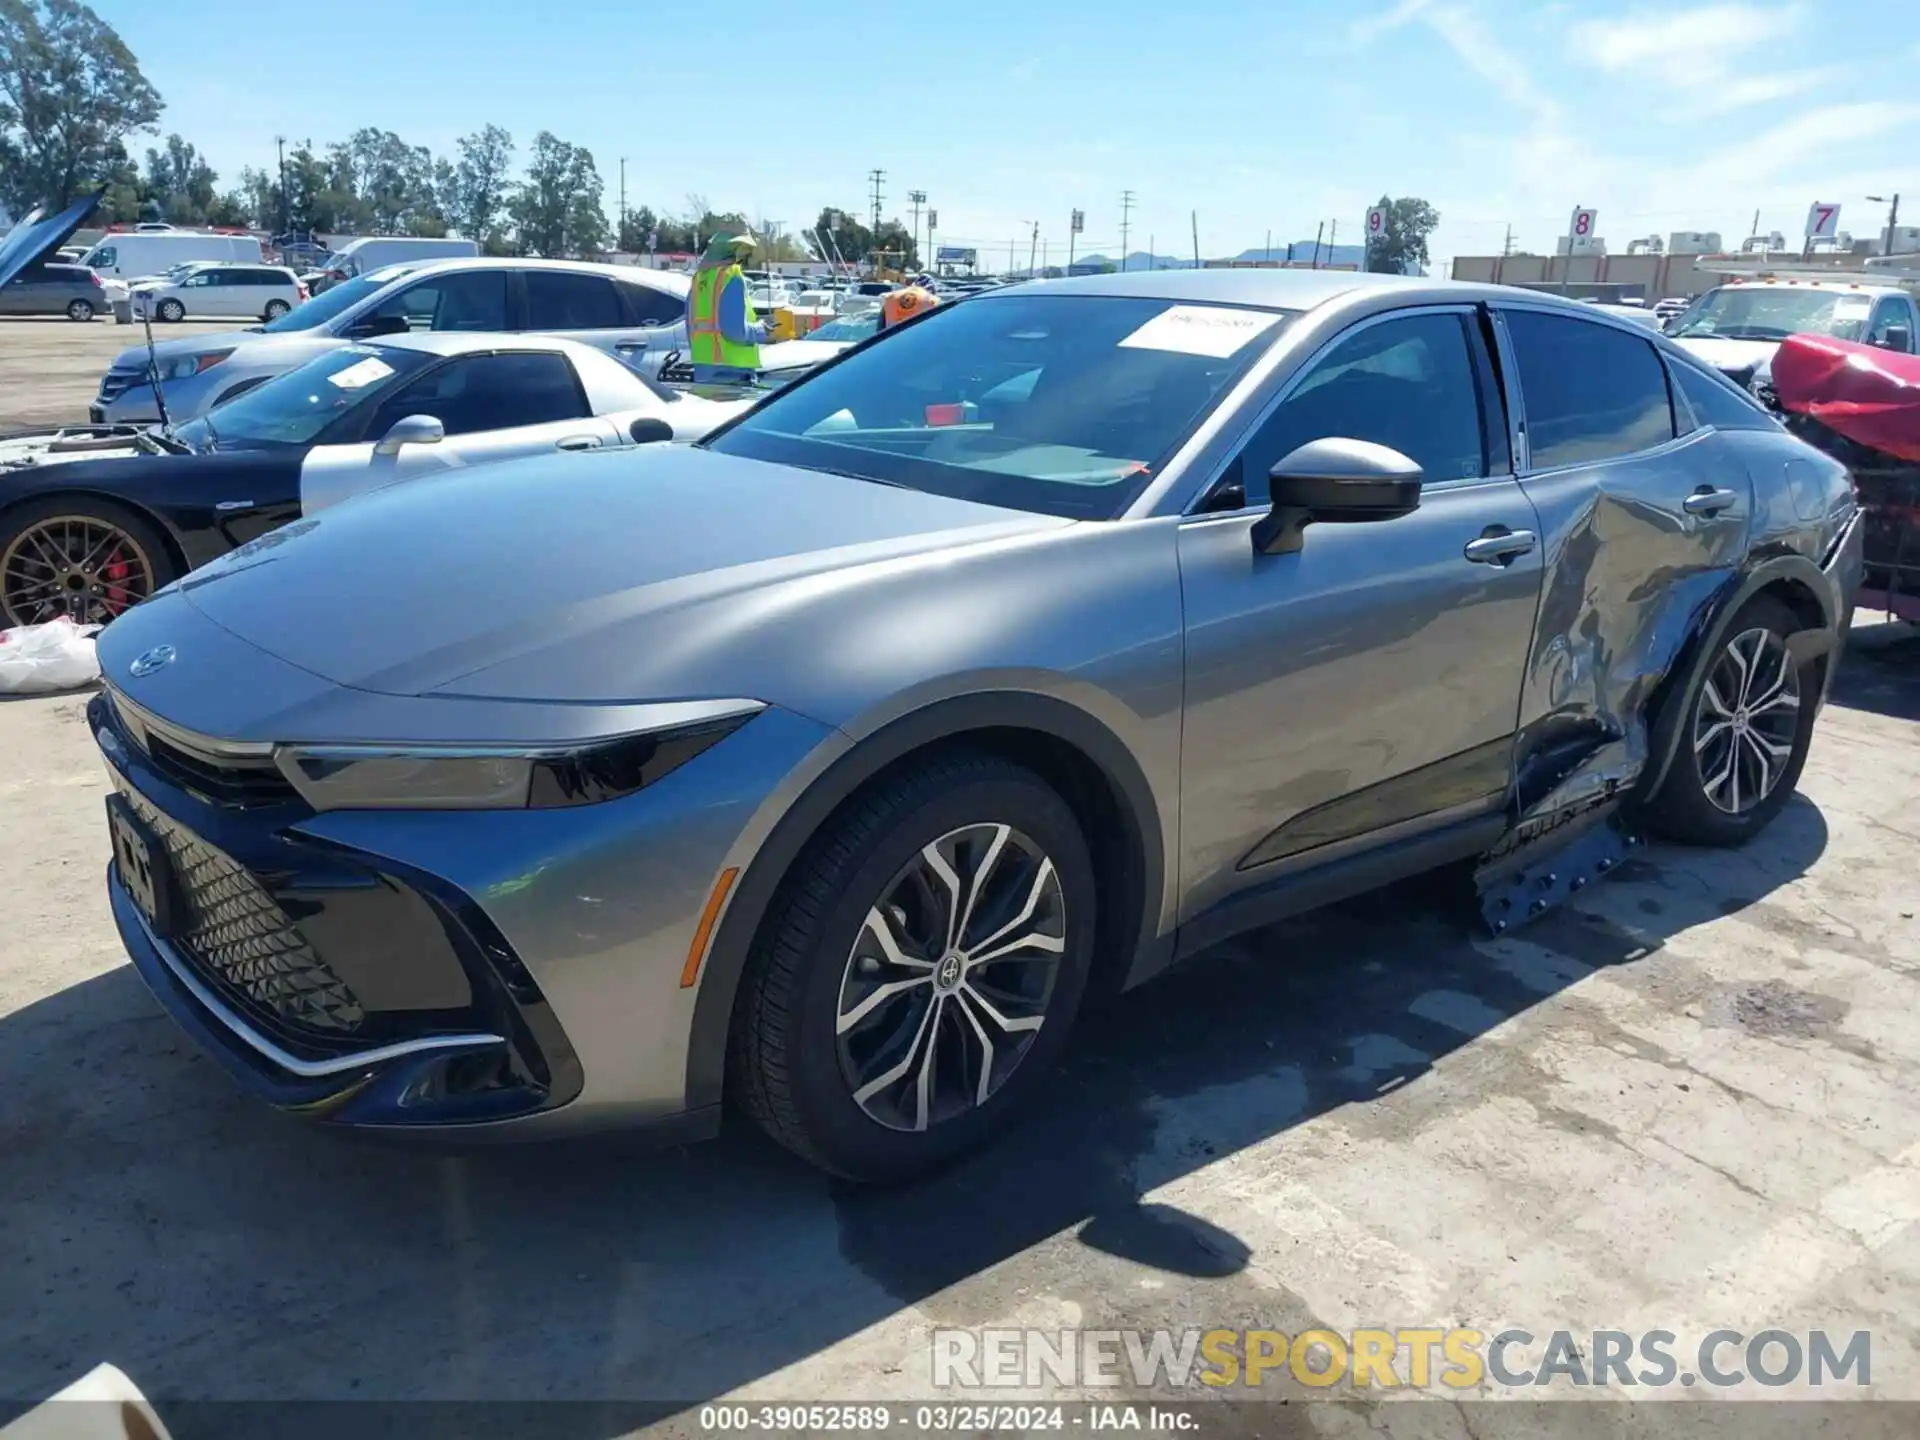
[682, 687, 1174, 1114]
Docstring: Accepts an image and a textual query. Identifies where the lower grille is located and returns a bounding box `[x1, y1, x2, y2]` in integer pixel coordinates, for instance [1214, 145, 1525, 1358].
[123, 788, 367, 1038]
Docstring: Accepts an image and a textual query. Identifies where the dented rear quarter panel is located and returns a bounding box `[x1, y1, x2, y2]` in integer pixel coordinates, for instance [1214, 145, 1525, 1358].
[1511, 428, 1754, 817]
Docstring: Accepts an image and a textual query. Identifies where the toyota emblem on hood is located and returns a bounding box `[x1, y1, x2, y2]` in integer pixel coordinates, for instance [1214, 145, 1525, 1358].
[128, 645, 176, 678]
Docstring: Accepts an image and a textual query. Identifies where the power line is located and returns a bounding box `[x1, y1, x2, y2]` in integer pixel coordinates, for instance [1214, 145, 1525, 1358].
[868, 169, 886, 234]
[1118, 190, 1136, 272]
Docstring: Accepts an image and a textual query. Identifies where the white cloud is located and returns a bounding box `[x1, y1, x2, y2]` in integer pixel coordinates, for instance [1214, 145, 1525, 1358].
[1351, 0, 1560, 123]
[1569, 3, 1820, 116]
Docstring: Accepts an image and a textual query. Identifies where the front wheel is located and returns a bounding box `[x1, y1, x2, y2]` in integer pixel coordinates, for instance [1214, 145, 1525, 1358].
[0, 496, 179, 628]
[66, 298, 95, 322]
[1646, 593, 1818, 846]
[262, 299, 290, 320]
[156, 299, 185, 323]
[731, 751, 1096, 1182]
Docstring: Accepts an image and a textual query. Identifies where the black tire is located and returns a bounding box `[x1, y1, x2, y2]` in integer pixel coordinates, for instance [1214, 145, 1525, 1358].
[66, 298, 95, 322]
[731, 749, 1096, 1182]
[262, 299, 290, 320]
[0, 495, 179, 629]
[156, 299, 185, 323]
[1645, 593, 1818, 847]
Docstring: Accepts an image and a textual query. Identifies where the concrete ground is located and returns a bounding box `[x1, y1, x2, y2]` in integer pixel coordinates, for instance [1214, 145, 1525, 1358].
[1, 626, 1916, 1435]
[0, 317, 252, 429]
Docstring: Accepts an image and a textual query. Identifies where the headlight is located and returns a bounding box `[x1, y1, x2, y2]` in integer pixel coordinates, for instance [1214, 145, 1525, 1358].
[271, 706, 760, 812]
[155, 350, 234, 381]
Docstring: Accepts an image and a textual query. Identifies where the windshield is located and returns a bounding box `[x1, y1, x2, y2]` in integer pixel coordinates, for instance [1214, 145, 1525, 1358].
[257, 268, 406, 334]
[1670, 286, 1875, 343]
[810, 312, 881, 343]
[171, 344, 435, 450]
[705, 293, 1292, 519]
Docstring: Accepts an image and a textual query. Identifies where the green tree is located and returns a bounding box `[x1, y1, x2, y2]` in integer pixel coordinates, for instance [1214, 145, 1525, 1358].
[813, 207, 872, 269]
[329, 127, 442, 234]
[1364, 195, 1440, 275]
[0, 0, 162, 213]
[618, 203, 658, 253]
[142, 132, 217, 224]
[444, 124, 515, 248]
[507, 131, 608, 257]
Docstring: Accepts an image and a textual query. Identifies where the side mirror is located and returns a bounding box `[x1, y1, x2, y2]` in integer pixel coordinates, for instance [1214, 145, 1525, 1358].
[628, 417, 674, 445]
[347, 314, 409, 340]
[1879, 325, 1911, 353]
[373, 414, 444, 456]
[1252, 437, 1423, 555]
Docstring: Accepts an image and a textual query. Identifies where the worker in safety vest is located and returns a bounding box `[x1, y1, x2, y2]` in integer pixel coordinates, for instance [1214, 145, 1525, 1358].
[684, 231, 769, 383]
[879, 284, 940, 331]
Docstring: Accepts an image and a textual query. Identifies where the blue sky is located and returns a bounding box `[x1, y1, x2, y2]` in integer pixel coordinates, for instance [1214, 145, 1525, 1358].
[99, 0, 1920, 267]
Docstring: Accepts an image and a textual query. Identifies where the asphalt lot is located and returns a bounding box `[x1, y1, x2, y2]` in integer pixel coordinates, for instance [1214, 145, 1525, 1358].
[0, 619, 1916, 1433]
[0, 316, 252, 429]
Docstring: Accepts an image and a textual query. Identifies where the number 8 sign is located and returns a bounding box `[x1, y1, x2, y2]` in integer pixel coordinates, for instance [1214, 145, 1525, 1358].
[1569, 207, 1597, 240]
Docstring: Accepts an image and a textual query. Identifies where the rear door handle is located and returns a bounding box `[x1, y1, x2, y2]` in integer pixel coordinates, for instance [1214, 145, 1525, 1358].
[1463, 528, 1537, 565]
[1684, 486, 1738, 516]
[555, 435, 601, 451]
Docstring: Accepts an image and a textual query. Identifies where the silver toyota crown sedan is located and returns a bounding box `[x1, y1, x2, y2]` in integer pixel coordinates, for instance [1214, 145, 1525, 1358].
[89, 268, 1863, 1182]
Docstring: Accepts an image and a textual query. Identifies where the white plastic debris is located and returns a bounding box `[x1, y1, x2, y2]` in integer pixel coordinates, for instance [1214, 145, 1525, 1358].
[0, 617, 103, 696]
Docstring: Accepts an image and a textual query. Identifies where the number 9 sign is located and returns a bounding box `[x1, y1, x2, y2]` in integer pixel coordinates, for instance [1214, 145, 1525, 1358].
[1570, 207, 1597, 240]
[1366, 205, 1388, 240]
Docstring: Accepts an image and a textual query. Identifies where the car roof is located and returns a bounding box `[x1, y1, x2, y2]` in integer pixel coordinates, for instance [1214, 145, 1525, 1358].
[365, 255, 689, 289]
[356, 330, 605, 360]
[993, 266, 1421, 310]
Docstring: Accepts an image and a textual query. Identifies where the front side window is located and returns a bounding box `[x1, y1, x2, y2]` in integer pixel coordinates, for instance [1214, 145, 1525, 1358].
[360, 352, 588, 438]
[1866, 299, 1917, 351]
[260, 269, 407, 333]
[1235, 311, 1487, 504]
[86, 245, 116, 269]
[1504, 310, 1675, 469]
[363, 270, 510, 333]
[706, 293, 1293, 519]
[170, 345, 437, 451]
[524, 271, 623, 330]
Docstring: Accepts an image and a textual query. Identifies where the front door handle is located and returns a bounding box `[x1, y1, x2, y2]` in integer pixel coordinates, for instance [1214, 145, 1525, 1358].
[1463, 527, 1537, 565]
[1683, 486, 1738, 516]
[555, 435, 602, 451]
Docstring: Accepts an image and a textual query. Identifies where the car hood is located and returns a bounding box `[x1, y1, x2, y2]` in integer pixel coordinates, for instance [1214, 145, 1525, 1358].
[0, 190, 103, 288]
[109, 330, 332, 371]
[1672, 336, 1779, 377]
[174, 445, 1069, 702]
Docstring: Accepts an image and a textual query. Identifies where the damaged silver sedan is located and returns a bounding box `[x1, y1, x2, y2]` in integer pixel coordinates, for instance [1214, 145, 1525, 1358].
[91, 269, 1862, 1181]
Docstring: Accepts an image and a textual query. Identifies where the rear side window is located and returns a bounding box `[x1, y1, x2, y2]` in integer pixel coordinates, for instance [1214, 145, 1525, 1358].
[1504, 310, 1675, 468]
[619, 281, 686, 326]
[1669, 358, 1773, 431]
[524, 271, 623, 330]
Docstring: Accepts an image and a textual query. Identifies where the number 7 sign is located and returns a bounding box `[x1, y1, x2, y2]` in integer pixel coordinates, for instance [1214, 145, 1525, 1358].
[1805, 203, 1841, 240]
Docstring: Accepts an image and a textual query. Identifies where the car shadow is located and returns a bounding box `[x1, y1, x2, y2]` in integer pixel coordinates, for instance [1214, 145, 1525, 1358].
[1830, 620, 1920, 722]
[0, 782, 1838, 1439]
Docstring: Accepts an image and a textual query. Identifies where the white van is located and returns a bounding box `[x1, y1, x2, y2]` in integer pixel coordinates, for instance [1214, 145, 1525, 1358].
[78, 231, 263, 284]
[318, 236, 480, 285]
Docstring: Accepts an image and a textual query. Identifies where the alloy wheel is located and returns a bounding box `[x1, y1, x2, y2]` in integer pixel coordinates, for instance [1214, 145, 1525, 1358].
[834, 822, 1067, 1133]
[1693, 625, 1801, 816]
[1, 517, 158, 627]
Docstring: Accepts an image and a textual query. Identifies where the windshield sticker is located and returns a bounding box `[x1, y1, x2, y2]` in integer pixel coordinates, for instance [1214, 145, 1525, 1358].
[1831, 297, 1872, 321]
[326, 356, 394, 390]
[1120, 305, 1281, 358]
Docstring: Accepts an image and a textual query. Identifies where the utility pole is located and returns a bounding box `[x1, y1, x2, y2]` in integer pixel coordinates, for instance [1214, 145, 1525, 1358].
[1147, 234, 1154, 270]
[1329, 218, 1338, 266]
[1750, 208, 1762, 248]
[274, 135, 288, 234]
[1191, 210, 1200, 269]
[1501, 223, 1513, 257]
[619, 157, 627, 248]
[1265, 229, 1272, 264]
[907, 189, 926, 265]
[868, 169, 886, 234]
[1312, 220, 1325, 269]
[1869, 193, 1902, 257]
[1028, 220, 1039, 278]
[1008, 236, 1017, 275]
[1119, 189, 1136, 272]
